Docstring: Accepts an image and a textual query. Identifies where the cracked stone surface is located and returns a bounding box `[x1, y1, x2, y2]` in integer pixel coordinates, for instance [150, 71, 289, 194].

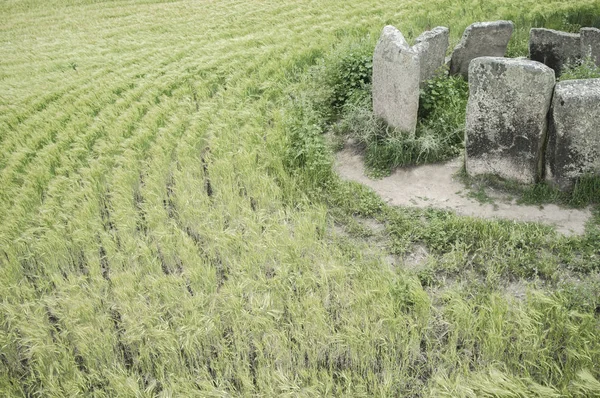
[581, 27, 600, 66]
[546, 78, 600, 190]
[465, 57, 555, 183]
[529, 28, 581, 75]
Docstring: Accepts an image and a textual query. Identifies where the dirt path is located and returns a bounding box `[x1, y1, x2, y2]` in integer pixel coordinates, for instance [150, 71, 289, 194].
[335, 147, 592, 236]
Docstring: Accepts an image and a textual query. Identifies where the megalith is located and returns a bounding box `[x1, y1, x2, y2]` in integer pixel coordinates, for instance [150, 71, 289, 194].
[546, 79, 600, 190]
[372, 26, 420, 135]
[413, 26, 450, 84]
[581, 27, 600, 66]
[449, 21, 514, 79]
[465, 57, 555, 184]
[529, 28, 581, 75]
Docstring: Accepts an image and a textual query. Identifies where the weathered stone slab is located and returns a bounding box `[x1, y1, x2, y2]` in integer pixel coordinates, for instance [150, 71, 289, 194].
[546, 79, 600, 190]
[529, 28, 581, 75]
[581, 27, 600, 66]
[465, 57, 555, 183]
[449, 21, 513, 79]
[413, 26, 449, 84]
[372, 25, 420, 135]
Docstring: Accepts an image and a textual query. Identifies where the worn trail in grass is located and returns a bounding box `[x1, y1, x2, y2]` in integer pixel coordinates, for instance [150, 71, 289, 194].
[1, 0, 600, 396]
[335, 145, 592, 235]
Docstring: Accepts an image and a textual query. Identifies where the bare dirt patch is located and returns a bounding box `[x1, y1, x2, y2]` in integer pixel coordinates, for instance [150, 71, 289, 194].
[335, 146, 592, 236]
[403, 243, 430, 270]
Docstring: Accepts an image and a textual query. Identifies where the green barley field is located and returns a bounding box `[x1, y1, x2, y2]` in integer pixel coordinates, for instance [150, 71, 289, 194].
[2, 0, 600, 396]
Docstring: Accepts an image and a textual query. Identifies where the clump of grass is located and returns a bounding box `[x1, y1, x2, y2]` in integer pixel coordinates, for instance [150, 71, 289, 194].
[505, 26, 531, 57]
[571, 174, 600, 206]
[560, 56, 600, 81]
[460, 171, 600, 208]
[415, 71, 469, 157]
[330, 68, 468, 175]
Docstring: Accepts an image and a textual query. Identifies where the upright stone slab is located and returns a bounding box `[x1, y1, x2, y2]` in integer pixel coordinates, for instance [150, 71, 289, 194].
[372, 26, 420, 135]
[529, 28, 581, 75]
[465, 57, 555, 183]
[581, 27, 600, 66]
[413, 26, 449, 84]
[546, 79, 600, 190]
[449, 21, 513, 79]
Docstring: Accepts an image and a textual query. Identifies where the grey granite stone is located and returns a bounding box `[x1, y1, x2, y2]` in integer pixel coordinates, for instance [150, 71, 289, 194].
[372, 25, 420, 135]
[546, 79, 600, 190]
[465, 57, 555, 183]
[529, 28, 581, 75]
[581, 27, 600, 66]
[449, 21, 514, 79]
[413, 26, 449, 84]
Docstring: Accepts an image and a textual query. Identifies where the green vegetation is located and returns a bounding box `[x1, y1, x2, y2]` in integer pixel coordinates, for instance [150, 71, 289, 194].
[461, 172, 600, 208]
[329, 68, 469, 176]
[1, 0, 600, 396]
[561, 56, 600, 80]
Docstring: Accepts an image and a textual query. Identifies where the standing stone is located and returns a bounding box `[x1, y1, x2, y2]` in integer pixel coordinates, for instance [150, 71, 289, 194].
[465, 57, 555, 184]
[581, 27, 600, 66]
[413, 26, 450, 84]
[372, 26, 420, 135]
[449, 21, 514, 79]
[546, 79, 600, 190]
[529, 28, 581, 75]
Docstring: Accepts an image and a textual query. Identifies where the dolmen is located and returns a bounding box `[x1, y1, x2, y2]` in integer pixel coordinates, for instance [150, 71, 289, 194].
[371, 21, 600, 190]
[465, 57, 555, 184]
[465, 57, 600, 189]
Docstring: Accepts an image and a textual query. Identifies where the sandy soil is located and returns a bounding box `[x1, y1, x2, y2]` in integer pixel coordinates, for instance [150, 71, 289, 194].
[335, 146, 592, 236]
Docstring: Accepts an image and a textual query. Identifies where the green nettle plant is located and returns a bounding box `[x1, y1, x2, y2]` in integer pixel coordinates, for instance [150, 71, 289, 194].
[418, 70, 469, 121]
[332, 53, 372, 108]
[320, 39, 373, 112]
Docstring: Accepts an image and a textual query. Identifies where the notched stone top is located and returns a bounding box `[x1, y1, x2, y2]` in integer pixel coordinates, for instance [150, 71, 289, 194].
[378, 25, 412, 60]
[414, 26, 449, 43]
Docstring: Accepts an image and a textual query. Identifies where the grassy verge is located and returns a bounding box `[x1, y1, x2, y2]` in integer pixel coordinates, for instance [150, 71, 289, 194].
[1, 0, 600, 396]
[321, 175, 600, 395]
